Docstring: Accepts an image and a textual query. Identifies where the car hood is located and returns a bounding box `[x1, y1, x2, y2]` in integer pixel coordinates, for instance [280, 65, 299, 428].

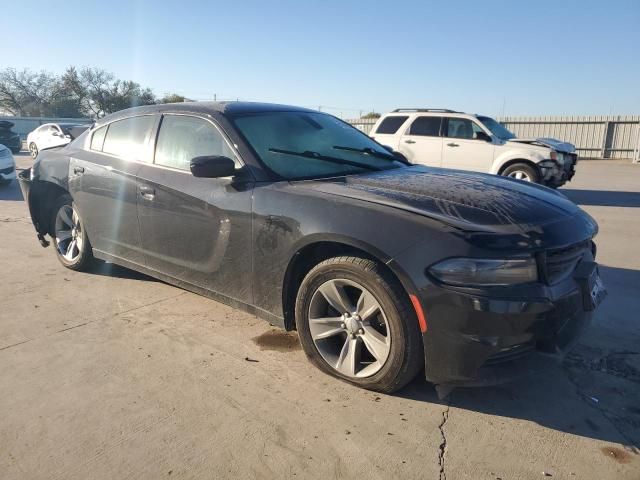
[297, 166, 584, 234]
[508, 137, 575, 154]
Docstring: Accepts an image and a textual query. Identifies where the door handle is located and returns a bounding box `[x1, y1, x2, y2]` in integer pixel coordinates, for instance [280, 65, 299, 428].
[404, 139, 416, 144]
[446, 142, 460, 147]
[73, 166, 85, 174]
[139, 185, 155, 199]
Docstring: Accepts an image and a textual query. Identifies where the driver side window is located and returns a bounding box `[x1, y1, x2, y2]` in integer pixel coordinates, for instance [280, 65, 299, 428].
[154, 115, 237, 171]
[445, 118, 485, 140]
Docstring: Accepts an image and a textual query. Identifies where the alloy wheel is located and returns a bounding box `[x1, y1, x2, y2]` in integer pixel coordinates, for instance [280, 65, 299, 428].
[507, 170, 532, 181]
[54, 205, 83, 262]
[29, 143, 38, 159]
[308, 278, 391, 378]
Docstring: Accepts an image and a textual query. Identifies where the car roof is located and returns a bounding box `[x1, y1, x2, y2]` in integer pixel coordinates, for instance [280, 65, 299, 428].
[96, 101, 319, 126]
[384, 110, 477, 117]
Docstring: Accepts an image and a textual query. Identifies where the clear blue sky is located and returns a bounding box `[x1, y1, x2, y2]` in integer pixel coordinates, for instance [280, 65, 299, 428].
[5, 0, 640, 117]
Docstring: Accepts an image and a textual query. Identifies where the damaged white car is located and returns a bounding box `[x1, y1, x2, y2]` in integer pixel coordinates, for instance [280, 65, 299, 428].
[370, 109, 577, 187]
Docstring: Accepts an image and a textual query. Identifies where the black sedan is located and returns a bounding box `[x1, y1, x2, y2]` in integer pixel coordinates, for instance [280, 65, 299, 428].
[0, 120, 22, 154]
[18, 102, 606, 393]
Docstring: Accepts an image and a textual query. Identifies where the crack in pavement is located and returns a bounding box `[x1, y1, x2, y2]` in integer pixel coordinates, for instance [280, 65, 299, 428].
[0, 291, 187, 353]
[437, 401, 451, 480]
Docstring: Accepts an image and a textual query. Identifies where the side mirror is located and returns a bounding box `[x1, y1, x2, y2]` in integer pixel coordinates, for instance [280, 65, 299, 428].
[190, 155, 236, 178]
[475, 131, 492, 142]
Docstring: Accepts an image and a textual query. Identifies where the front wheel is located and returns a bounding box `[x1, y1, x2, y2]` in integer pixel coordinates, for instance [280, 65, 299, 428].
[295, 256, 423, 393]
[51, 194, 95, 271]
[501, 162, 540, 183]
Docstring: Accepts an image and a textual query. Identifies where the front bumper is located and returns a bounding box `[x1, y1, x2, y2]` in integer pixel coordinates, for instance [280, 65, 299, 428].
[420, 282, 593, 386]
[538, 154, 577, 188]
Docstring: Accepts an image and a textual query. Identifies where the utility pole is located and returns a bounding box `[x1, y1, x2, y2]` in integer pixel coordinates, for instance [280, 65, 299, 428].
[214, 93, 217, 102]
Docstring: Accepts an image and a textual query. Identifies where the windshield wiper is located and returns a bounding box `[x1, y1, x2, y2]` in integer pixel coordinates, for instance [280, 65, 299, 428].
[268, 148, 383, 171]
[332, 145, 397, 161]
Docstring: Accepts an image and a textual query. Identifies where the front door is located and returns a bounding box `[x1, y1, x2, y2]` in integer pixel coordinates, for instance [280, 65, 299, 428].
[68, 115, 156, 265]
[398, 116, 443, 167]
[136, 114, 254, 304]
[441, 117, 495, 173]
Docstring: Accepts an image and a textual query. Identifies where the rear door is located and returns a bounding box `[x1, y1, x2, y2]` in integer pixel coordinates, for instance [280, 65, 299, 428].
[136, 114, 254, 304]
[68, 115, 156, 265]
[398, 116, 443, 166]
[370, 115, 408, 151]
[441, 117, 494, 172]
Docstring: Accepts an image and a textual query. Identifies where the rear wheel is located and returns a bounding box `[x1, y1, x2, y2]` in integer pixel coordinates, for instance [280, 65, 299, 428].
[51, 194, 95, 271]
[501, 162, 540, 183]
[295, 256, 423, 393]
[29, 142, 38, 159]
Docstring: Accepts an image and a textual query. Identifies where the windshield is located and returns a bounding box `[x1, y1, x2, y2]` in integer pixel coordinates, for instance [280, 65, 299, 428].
[477, 116, 516, 141]
[232, 111, 404, 180]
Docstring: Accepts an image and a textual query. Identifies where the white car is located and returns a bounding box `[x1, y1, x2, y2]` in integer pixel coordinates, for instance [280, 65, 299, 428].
[0, 144, 16, 186]
[370, 109, 577, 187]
[26, 123, 89, 159]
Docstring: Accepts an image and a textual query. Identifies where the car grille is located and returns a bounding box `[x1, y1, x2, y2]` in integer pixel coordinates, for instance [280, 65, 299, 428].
[541, 240, 591, 285]
[0, 166, 14, 175]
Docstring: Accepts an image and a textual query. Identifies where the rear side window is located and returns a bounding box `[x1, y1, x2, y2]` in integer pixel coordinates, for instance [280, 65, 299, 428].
[90, 126, 107, 151]
[375, 116, 408, 134]
[154, 115, 237, 171]
[408, 116, 442, 137]
[102, 115, 155, 161]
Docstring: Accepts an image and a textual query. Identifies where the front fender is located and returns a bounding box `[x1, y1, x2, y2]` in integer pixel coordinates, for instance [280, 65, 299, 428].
[490, 149, 547, 174]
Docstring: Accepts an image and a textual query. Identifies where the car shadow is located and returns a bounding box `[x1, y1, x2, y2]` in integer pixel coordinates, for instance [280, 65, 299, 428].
[396, 264, 640, 449]
[0, 180, 23, 201]
[560, 189, 640, 207]
[88, 261, 158, 282]
[400, 365, 637, 447]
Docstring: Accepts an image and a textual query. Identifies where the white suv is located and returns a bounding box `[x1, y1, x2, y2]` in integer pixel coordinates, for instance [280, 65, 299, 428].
[370, 109, 577, 188]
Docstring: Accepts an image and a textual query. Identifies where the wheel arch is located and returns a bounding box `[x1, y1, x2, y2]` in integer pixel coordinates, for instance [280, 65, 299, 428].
[496, 158, 540, 176]
[281, 235, 416, 331]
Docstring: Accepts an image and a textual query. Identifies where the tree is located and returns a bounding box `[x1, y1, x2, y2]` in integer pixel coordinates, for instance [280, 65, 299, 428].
[361, 111, 381, 119]
[158, 93, 187, 104]
[0, 68, 82, 117]
[0, 66, 158, 118]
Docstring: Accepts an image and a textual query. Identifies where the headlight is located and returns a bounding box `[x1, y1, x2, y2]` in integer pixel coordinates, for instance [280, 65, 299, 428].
[549, 150, 564, 164]
[428, 257, 538, 287]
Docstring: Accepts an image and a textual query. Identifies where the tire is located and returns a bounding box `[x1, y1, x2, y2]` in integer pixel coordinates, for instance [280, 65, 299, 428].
[501, 162, 540, 183]
[29, 142, 38, 159]
[50, 194, 95, 271]
[295, 255, 423, 393]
